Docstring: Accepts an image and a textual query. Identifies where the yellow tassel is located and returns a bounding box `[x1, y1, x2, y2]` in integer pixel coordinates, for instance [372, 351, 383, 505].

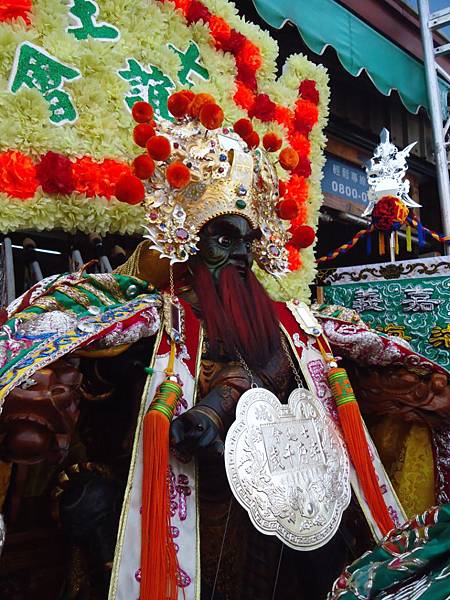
[406, 225, 412, 252]
[166, 340, 176, 376]
[395, 231, 399, 255]
[378, 231, 385, 255]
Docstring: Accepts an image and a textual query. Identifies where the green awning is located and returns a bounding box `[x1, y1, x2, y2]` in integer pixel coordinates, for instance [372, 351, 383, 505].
[252, 0, 449, 116]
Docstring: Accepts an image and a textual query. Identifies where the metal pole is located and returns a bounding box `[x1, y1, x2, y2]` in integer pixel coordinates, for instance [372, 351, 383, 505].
[418, 0, 450, 254]
[3, 237, 16, 304]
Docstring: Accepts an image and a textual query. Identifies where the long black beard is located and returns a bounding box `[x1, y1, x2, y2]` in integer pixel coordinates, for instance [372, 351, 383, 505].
[192, 263, 280, 370]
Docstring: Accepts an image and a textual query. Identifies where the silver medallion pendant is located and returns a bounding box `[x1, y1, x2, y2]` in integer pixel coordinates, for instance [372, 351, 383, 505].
[225, 387, 351, 550]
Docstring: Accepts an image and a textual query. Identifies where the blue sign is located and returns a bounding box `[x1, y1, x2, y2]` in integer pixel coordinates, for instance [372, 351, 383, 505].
[322, 154, 369, 216]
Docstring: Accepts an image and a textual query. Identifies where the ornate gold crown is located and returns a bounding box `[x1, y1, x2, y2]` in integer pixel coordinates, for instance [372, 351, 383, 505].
[120, 94, 294, 276]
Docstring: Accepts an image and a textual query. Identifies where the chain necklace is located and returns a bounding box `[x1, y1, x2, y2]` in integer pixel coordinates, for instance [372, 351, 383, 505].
[235, 332, 304, 390]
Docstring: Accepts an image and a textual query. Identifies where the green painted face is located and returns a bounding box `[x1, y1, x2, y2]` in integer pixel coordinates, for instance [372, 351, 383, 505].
[197, 215, 260, 280]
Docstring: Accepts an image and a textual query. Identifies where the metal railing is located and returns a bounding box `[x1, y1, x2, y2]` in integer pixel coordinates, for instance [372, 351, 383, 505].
[418, 0, 450, 253]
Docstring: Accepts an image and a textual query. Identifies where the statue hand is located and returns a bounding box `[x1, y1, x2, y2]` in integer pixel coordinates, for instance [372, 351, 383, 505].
[170, 407, 224, 458]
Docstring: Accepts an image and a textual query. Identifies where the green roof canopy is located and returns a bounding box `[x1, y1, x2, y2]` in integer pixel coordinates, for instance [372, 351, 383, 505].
[252, 0, 449, 116]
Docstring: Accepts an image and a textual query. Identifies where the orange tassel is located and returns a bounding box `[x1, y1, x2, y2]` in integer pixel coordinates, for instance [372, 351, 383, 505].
[327, 367, 394, 536]
[141, 377, 182, 600]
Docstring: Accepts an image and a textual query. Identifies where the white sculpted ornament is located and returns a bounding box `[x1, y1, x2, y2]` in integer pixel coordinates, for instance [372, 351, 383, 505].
[364, 128, 420, 217]
[225, 386, 351, 550]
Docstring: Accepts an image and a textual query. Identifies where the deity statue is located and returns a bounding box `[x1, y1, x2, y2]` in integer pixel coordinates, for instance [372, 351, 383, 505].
[0, 93, 449, 600]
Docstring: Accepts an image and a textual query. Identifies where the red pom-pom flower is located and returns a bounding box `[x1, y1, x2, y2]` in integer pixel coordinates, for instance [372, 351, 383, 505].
[289, 225, 315, 249]
[233, 118, 253, 138]
[168, 91, 191, 119]
[132, 101, 154, 123]
[199, 103, 224, 129]
[244, 131, 260, 149]
[189, 93, 215, 118]
[133, 155, 155, 179]
[133, 124, 155, 148]
[277, 199, 299, 220]
[166, 161, 191, 189]
[263, 132, 282, 152]
[146, 136, 171, 161]
[115, 174, 145, 205]
[36, 151, 75, 195]
[279, 147, 299, 171]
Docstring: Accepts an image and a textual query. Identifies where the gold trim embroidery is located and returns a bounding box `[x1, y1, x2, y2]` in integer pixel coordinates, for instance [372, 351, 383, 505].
[33, 297, 64, 312]
[57, 285, 93, 309]
[91, 274, 127, 300]
[81, 282, 117, 307]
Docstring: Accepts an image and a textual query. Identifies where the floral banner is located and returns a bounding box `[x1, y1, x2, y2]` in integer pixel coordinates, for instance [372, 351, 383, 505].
[0, 0, 330, 301]
[322, 257, 450, 370]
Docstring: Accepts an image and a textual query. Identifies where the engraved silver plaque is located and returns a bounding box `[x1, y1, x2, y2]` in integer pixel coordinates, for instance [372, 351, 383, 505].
[225, 387, 351, 550]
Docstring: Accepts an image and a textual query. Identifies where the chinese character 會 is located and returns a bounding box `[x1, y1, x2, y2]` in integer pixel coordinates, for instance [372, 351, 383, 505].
[401, 286, 442, 313]
[352, 288, 385, 313]
[342, 167, 349, 180]
[67, 0, 120, 41]
[8, 42, 81, 125]
[168, 41, 209, 87]
[118, 59, 175, 120]
[376, 323, 412, 341]
[351, 172, 358, 183]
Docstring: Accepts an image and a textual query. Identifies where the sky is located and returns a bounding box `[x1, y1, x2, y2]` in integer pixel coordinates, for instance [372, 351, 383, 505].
[404, 0, 450, 37]
[405, 0, 450, 11]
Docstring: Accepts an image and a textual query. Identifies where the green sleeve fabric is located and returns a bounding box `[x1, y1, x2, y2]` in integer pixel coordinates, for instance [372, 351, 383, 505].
[328, 504, 450, 599]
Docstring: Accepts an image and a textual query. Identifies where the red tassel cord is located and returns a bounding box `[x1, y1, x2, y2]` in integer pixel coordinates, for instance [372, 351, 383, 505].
[327, 367, 394, 535]
[140, 341, 183, 600]
[317, 338, 395, 536]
